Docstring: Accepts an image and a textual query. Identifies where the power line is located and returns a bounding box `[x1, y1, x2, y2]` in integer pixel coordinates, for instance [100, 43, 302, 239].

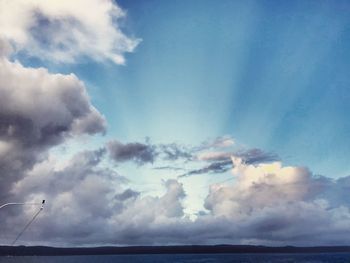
[0, 202, 43, 209]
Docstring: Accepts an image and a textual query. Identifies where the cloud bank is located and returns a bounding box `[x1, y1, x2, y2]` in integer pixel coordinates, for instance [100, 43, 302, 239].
[3, 153, 350, 246]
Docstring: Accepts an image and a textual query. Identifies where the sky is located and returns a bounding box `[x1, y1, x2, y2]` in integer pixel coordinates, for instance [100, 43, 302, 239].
[0, 0, 350, 246]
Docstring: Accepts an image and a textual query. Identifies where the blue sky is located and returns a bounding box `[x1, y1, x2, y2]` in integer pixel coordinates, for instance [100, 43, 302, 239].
[51, 0, 350, 177]
[2, 0, 350, 246]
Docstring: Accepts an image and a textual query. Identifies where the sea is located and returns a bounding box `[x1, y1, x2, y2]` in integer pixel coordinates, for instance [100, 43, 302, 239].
[1, 253, 350, 263]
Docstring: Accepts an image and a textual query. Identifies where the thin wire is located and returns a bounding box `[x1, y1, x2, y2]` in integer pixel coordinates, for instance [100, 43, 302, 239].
[0, 203, 42, 209]
[11, 207, 43, 246]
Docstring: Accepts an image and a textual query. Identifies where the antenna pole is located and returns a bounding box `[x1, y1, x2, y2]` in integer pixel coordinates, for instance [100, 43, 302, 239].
[0, 200, 46, 245]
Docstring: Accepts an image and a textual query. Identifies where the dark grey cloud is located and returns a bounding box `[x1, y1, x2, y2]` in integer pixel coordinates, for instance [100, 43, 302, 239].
[179, 148, 278, 178]
[115, 189, 140, 201]
[179, 160, 232, 178]
[107, 140, 157, 165]
[105, 136, 235, 166]
[0, 58, 105, 200]
[236, 148, 279, 164]
[153, 166, 186, 171]
[105, 137, 277, 176]
[107, 141, 193, 165]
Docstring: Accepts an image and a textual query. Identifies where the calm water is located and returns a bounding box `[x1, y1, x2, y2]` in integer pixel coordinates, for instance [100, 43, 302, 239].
[1, 253, 350, 263]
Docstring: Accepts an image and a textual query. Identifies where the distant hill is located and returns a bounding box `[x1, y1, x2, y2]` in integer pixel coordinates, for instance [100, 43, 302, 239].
[1, 245, 350, 256]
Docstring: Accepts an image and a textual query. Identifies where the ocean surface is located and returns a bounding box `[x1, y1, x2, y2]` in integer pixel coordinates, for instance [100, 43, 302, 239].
[1, 253, 350, 263]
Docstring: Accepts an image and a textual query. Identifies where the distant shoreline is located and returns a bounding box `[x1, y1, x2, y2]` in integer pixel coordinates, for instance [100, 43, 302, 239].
[1, 245, 350, 256]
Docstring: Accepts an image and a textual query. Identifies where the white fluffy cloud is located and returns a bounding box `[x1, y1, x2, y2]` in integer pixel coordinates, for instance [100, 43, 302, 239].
[205, 157, 320, 217]
[203, 157, 350, 245]
[0, 0, 140, 64]
[0, 59, 106, 137]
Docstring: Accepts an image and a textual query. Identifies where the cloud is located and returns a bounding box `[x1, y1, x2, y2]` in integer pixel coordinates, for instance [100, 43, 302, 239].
[196, 151, 232, 162]
[3, 149, 350, 246]
[179, 148, 278, 178]
[195, 136, 235, 151]
[153, 166, 186, 171]
[158, 143, 193, 161]
[202, 157, 350, 245]
[235, 148, 279, 164]
[107, 141, 191, 165]
[2, 149, 188, 245]
[0, 37, 13, 57]
[205, 157, 319, 217]
[3, 149, 129, 245]
[178, 160, 232, 178]
[0, 0, 140, 64]
[115, 189, 140, 202]
[197, 149, 278, 163]
[104, 137, 278, 178]
[0, 58, 106, 200]
[107, 140, 157, 165]
[106, 136, 240, 167]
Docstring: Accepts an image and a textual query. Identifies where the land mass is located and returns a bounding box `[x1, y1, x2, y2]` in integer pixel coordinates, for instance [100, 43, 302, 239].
[1, 245, 350, 256]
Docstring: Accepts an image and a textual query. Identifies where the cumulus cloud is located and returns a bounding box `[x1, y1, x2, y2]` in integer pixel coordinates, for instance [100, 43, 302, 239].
[203, 157, 350, 245]
[2, 149, 188, 246]
[205, 157, 319, 217]
[0, 58, 106, 200]
[0, 0, 140, 64]
[2, 149, 127, 244]
[0, 37, 13, 57]
[0, 59, 106, 139]
[3, 150, 350, 246]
